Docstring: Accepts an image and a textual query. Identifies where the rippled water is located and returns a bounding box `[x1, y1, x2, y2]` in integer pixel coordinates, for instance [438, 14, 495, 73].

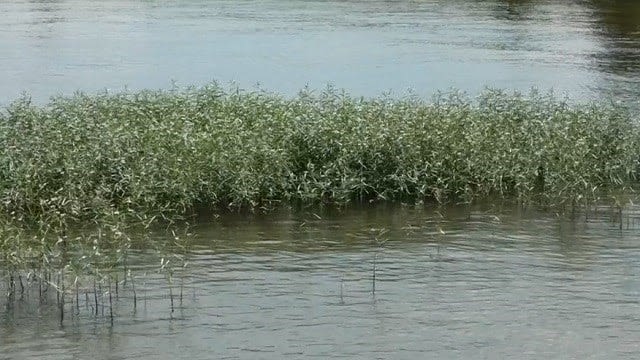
[2, 1, 640, 358]
[2, 205, 640, 359]
[1, 0, 640, 106]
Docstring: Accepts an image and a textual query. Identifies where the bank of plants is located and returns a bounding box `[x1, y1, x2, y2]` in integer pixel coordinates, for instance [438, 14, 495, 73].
[1, 83, 639, 316]
[1, 83, 637, 223]
[0, 210, 191, 321]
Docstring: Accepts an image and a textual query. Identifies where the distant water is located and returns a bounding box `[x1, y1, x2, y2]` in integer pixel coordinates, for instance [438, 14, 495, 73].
[1, 0, 640, 108]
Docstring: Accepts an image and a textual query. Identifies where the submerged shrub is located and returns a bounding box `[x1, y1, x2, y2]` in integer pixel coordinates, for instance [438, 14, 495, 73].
[0, 84, 637, 223]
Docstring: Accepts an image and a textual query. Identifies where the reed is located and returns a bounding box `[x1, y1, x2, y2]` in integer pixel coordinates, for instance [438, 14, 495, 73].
[0, 84, 636, 225]
[1, 83, 639, 317]
[0, 212, 193, 320]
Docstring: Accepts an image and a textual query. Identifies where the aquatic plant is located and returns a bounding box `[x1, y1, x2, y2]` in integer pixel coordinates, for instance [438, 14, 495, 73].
[0, 210, 193, 321]
[1, 84, 636, 223]
[1, 83, 639, 318]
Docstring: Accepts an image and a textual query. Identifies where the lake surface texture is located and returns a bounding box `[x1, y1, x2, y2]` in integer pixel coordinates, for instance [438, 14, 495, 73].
[1, 0, 640, 359]
[2, 205, 640, 359]
[1, 0, 640, 104]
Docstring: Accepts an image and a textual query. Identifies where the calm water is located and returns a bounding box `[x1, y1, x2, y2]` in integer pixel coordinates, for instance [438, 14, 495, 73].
[2, 205, 640, 359]
[2, 0, 640, 358]
[1, 0, 640, 106]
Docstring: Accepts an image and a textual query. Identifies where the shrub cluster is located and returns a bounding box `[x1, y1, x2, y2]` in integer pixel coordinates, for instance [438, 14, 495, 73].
[0, 84, 638, 223]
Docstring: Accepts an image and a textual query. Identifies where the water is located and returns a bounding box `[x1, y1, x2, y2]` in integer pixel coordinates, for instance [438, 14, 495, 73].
[2, 0, 640, 358]
[1, 0, 640, 107]
[2, 204, 640, 359]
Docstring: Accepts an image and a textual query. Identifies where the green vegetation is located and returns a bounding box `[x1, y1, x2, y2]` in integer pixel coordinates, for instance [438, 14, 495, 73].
[1, 83, 639, 316]
[1, 84, 637, 222]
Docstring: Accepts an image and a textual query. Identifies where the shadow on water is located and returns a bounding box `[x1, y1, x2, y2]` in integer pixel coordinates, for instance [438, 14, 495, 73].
[28, 0, 66, 28]
[587, 0, 640, 104]
[490, 0, 536, 21]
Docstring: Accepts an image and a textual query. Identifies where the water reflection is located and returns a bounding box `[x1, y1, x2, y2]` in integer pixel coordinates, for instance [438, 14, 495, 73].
[2, 204, 640, 359]
[591, 0, 640, 35]
[28, 0, 65, 34]
[589, 1, 640, 72]
[492, 0, 535, 21]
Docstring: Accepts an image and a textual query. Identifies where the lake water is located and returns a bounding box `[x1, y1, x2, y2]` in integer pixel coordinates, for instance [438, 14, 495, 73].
[1, 0, 640, 106]
[2, 204, 640, 359]
[2, 0, 640, 358]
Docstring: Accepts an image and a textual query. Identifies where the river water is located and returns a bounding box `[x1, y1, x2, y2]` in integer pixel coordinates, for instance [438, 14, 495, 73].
[1, 0, 640, 106]
[2, 0, 640, 359]
[2, 204, 640, 359]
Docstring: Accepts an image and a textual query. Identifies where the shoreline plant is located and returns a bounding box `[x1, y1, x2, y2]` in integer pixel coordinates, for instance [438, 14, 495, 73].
[1, 83, 639, 318]
[0, 83, 637, 224]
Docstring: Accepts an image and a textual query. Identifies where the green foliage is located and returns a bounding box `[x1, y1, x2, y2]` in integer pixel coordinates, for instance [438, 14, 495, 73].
[0, 84, 637, 224]
[1, 84, 639, 302]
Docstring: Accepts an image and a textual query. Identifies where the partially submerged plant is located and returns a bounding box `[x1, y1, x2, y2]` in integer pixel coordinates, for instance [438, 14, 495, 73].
[0, 84, 637, 222]
[0, 212, 193, 321]
[1, 83, 639, 318]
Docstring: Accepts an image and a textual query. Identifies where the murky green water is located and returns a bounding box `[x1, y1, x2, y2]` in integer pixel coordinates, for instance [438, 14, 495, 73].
[2, 0, 640, 358]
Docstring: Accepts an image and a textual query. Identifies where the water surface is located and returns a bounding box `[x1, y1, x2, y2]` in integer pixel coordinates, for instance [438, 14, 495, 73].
[1, 0, 640, 106]
[2, 205, 640, 359]
[2, 1, 640, 358]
